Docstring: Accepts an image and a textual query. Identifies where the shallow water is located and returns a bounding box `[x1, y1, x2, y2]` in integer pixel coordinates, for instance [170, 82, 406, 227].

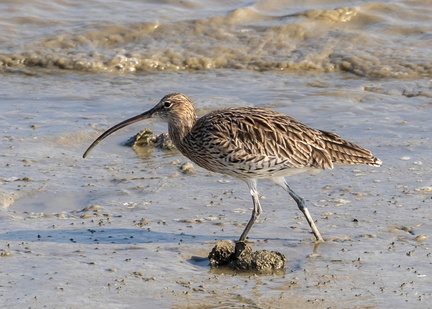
[1, 0, 432, 308]
[1, 0, 431, 77]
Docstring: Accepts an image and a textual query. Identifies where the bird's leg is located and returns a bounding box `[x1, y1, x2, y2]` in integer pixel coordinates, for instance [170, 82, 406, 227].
[289, 188, 324, 242]
[273, 177, 324, 242]
[236, 179, 262, 256]
[238, 189, 262, 242]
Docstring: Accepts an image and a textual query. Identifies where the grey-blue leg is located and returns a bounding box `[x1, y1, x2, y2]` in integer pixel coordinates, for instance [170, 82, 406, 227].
[238, 179, 262, 242]
[272, 177, 324, 242]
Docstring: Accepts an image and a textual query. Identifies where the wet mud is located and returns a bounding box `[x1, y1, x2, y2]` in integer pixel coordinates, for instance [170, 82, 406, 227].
[1, 47, 431, 307]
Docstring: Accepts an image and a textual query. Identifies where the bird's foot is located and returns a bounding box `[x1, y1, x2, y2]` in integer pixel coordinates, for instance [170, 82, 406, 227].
[234, 241, 248, 259]
[314, 234, 324, 243]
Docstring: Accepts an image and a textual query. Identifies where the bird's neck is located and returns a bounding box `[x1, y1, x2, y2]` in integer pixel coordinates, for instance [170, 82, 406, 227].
[167, 113, 197, 147]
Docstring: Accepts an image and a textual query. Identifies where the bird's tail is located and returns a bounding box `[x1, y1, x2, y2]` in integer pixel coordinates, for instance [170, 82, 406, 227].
[319, 130, 382, 167]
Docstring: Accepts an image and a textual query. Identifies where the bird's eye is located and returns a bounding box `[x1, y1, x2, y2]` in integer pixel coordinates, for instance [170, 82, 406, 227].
[163, 101, 172, 108]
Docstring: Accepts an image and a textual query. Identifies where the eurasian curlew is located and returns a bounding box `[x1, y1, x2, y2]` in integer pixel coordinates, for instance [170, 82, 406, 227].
[84, 93, 382, 244]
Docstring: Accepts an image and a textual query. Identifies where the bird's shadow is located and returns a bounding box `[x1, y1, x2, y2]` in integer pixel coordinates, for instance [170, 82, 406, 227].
[0, 227, 295, 245]
[0, 227, 225, 245]
[0, 228, 320, 273]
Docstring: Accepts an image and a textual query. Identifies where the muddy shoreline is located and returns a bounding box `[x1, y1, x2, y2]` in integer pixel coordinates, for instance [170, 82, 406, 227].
[1, 69, 431, 308]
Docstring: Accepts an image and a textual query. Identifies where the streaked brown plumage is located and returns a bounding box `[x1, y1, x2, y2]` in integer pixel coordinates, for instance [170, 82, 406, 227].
[84, 93, 382, 244]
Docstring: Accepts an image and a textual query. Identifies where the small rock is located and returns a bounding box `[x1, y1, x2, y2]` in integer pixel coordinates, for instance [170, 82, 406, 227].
[414, 235, 428, 242]
[179, 162, 196, 175]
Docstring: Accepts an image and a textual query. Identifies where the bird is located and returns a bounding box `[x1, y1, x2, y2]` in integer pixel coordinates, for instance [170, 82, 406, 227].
[83, 93, 382, 244]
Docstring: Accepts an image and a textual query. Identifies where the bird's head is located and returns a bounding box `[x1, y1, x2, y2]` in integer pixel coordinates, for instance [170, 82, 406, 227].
[83, 93, 195, 158]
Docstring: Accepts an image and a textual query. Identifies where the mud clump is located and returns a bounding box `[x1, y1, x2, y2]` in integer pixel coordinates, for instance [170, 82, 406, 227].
[208, 240, 286, 271]
[126, 129, 175, 151]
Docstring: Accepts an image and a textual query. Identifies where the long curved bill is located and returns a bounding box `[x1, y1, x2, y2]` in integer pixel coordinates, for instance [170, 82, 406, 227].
[83, 108, 155, 158]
